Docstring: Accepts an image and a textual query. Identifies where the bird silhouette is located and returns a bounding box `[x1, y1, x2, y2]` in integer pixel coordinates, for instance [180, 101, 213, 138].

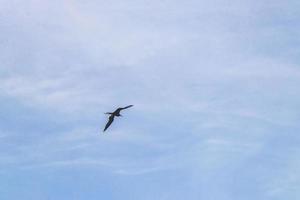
[103, 105, 133, 132]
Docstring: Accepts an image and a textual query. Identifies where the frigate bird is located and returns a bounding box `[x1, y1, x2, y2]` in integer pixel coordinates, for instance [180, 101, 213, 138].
[103, 105, 133, 132]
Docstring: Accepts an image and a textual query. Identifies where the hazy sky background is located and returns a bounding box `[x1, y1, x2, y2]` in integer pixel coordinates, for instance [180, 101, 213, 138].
[1, 0, 300, 199]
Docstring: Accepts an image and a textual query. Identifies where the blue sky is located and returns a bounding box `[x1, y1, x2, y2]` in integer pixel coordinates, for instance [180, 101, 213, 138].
[1, 0, 300, 199]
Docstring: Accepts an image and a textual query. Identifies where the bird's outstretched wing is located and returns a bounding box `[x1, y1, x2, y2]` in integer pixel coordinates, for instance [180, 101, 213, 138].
[113, 105, 134, 114]
[120, 105, 133, 110]
[103, 115, 114, 132]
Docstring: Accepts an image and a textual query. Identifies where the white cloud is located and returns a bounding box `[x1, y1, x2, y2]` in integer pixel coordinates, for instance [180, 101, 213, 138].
[1, 0, 300, 199]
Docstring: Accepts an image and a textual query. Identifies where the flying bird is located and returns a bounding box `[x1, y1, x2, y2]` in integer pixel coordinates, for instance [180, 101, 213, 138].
[103, 105, 133, 132]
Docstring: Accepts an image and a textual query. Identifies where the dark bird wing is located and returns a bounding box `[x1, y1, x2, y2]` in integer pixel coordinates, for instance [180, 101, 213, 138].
[113, 105, 133, 114]
[120, 105, 133, 110]
[103, 115, 114, 132]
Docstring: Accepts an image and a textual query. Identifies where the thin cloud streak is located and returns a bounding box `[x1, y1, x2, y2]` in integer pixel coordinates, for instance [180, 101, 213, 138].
[1, 0, 300, 199]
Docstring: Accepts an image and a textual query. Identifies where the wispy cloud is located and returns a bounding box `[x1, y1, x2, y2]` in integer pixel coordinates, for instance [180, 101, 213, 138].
[1, 0, 300, 199]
